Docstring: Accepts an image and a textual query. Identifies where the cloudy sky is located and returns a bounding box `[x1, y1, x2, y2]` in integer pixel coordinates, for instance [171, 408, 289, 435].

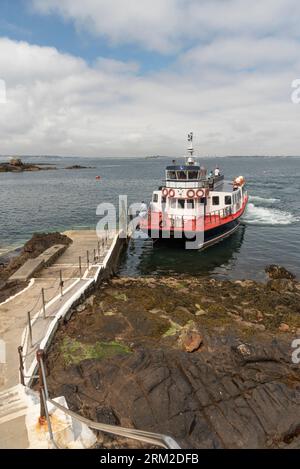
[0, 0, 300, 157]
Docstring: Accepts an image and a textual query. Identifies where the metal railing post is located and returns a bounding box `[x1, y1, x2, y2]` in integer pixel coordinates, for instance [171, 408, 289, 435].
[18, 346, 25, 386]
[79, 256, 82, 278]
[36, 349, 46, 421]
[87, 250, 90, 270]
[41, 288, 46, 319]
[59, 270, 64, 297]
[93, 248, 96, 263]
[97, 241, 100, 258]
[27, 311, 33, 348]
[41, 387, 55, 446]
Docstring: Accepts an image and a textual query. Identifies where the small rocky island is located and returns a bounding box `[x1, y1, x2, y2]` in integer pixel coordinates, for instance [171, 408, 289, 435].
[0, 158, 95, 172]
[64, 165, 95, 170]
[0, 158, 56, 172]
[45, 266, 300, 449]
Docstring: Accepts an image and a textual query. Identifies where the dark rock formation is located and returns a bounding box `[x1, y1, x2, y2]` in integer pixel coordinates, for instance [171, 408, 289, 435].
[45, 275, 300, 449]
[0, 158, 56, 172]
[22, 232, 71, 257]
[64, 165, 95, 170]
[265, 265, 296, 280]
[46, 335, 300, 449]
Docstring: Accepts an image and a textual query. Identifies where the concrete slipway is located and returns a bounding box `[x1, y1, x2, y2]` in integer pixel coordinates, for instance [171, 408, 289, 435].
[0, 229, 126, 448]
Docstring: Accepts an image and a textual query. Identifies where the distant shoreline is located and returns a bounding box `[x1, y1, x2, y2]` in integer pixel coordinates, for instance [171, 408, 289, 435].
[0, 158, 95, 173]
[1, 154, 300, 160]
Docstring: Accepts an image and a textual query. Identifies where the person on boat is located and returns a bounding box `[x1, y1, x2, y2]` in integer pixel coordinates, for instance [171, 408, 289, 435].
[208, 170, 214, 178]
[139, 201, 148, 218]
[200, 166, 207, 178]
[214, 166, 220, 177]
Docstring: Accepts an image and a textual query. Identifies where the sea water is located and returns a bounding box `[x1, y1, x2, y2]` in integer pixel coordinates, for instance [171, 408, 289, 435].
[0, 155, 299, 280]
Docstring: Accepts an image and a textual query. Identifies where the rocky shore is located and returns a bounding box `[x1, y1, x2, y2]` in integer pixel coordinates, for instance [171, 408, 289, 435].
[45, 266, 300, 449]
[0, 158, 95, 172]
[0, 158, 56, 172]
[0, 232, 71, 303]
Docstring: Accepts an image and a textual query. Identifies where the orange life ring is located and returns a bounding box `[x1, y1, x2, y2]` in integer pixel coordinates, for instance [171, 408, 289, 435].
[187, 189, 195, 198]
[196, 189, 205, 198]
[162, 188, 168, 197]
[168, 189, 175, 197]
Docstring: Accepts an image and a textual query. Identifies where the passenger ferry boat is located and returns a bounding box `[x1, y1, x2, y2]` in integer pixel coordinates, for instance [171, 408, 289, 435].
[140, 133, 248, 249]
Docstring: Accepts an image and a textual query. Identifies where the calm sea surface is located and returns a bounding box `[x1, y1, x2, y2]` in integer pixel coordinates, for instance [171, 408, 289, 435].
[0, 155, 299, 280]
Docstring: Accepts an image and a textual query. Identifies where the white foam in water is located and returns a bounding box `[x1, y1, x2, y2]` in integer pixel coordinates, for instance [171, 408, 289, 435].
[242, 203, 299, 225]
[249, 196, 280, 205]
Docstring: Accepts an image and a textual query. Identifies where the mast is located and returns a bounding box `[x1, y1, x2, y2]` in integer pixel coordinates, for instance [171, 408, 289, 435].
[186, 131, 195, 165]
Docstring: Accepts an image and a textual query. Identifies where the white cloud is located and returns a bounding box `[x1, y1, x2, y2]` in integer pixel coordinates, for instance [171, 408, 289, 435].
[31, 0, 183, 53]
[2, 0, 300, 156]
[181, 37, 300, 72]
[31, 0, 300, 52]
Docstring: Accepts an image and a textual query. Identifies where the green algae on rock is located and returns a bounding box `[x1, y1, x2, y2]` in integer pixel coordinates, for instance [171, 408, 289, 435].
[60, 337, 131, 366]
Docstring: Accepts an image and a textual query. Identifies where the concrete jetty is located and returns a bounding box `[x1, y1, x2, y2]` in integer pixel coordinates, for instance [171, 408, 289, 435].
[0, 229, 126, 448]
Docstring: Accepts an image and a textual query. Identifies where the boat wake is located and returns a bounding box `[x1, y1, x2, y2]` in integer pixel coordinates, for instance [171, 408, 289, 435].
[242, 202, 299, 225]
[249, 195, 280, 205]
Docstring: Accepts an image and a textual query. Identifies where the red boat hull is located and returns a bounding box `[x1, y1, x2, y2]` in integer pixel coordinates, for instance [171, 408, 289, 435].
[140, 196, 248, 248]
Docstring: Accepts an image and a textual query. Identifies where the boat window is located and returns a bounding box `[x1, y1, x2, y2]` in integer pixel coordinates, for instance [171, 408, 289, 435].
[153, 194, 158, 203]
[186, 199, 195, 209]
[178, 199, 185, 209]
[225, 195, 232, 205]
[188, 171, 198, 180]
[212, 196, 219, 205]
[167, 171, 177, 179]
[170, 198, 176, 208]
[177, 171, 187, 180]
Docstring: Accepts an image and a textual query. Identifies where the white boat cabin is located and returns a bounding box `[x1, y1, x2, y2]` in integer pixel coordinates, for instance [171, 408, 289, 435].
[150, 164, 245, 220]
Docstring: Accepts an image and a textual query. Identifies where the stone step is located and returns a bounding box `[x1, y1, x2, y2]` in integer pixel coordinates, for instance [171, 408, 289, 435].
[0, 384, 21, 400]
[0, 385, 28, 424]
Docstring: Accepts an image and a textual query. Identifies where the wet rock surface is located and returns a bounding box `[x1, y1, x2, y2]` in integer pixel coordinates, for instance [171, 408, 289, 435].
[46, 273, 300, 448]
[265, 265, 295, 280]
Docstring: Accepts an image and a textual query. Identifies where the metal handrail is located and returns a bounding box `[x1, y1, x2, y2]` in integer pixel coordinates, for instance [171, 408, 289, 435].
[47, 398, 180, 449]
[163, 179, 210, 189]
[39, 354, 180, 450]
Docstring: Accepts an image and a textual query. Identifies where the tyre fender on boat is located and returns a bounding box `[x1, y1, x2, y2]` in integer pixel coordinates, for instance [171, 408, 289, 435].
[168, 189, 175, 197]
[162, 188, 169, 197]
